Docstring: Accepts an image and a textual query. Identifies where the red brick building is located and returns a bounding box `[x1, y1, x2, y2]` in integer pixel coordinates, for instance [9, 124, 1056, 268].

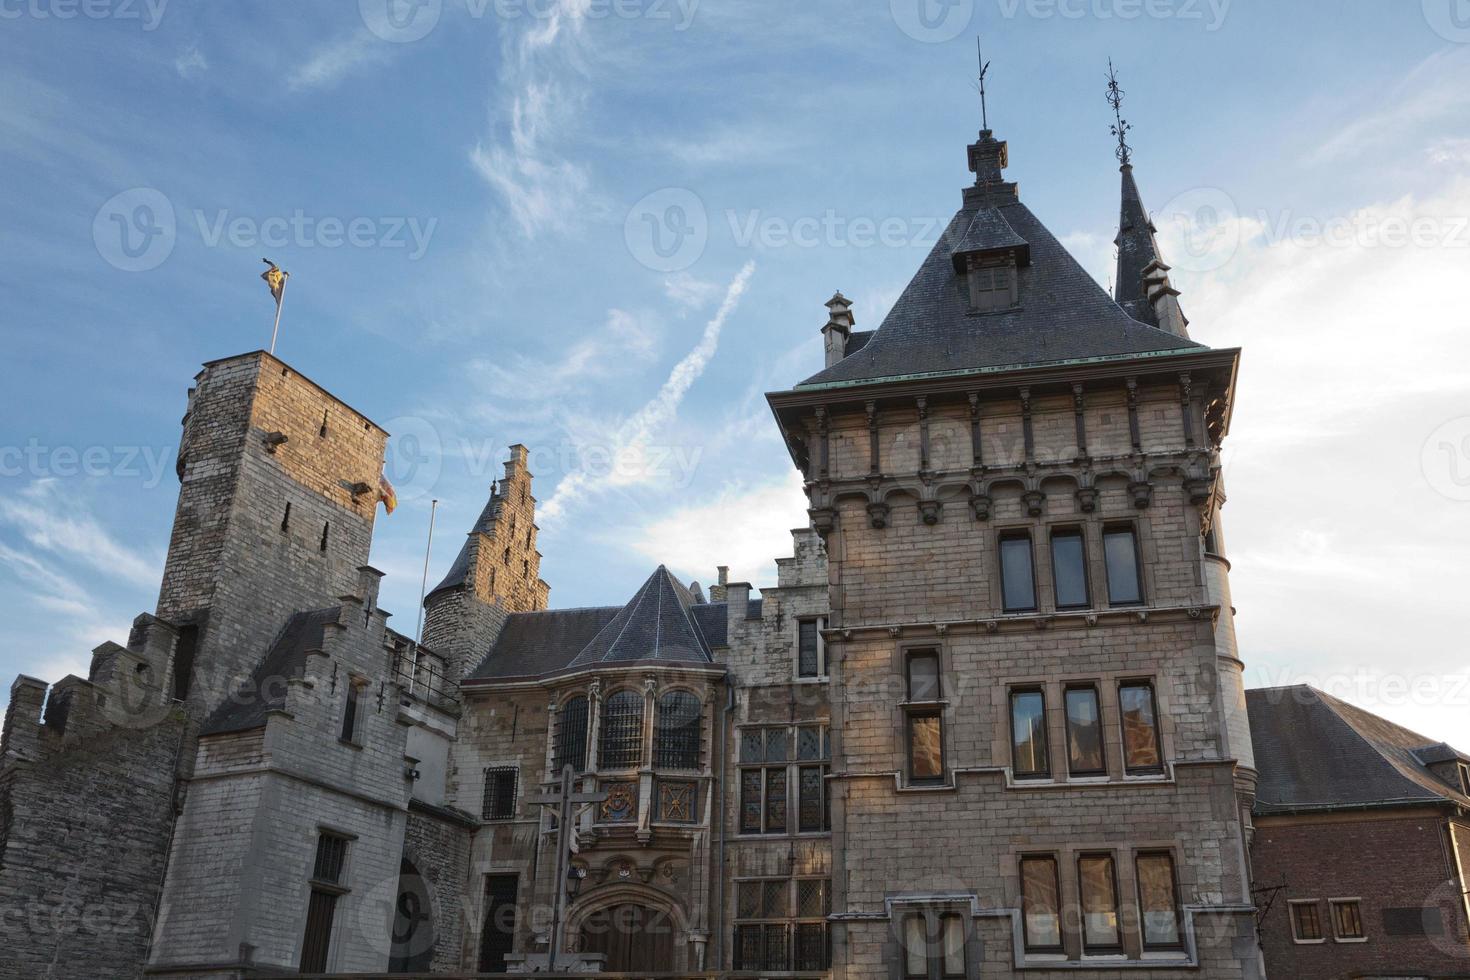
[1248, 686, 1470, 979]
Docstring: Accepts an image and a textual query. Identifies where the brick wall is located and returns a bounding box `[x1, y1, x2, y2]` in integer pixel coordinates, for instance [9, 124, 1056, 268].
[1253, 810, 1470, 980]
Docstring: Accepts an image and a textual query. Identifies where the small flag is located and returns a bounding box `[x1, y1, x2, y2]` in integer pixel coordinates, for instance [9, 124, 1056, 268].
[378, 473, 398, 515]
[261, 258, 288, 304]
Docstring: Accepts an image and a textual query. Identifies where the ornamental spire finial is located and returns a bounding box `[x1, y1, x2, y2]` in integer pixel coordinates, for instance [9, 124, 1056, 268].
[976, 36, 992, 131]
[1106, 58, 1132, 167]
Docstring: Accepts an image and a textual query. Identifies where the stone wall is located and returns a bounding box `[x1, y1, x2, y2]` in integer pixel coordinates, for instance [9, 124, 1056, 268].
[0, 673, 185, 980]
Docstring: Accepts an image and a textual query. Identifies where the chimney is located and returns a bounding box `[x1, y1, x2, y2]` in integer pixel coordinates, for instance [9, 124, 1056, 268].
[725, 581, 752, 640]
[709, 565, 730, 603]
[821, 292, 855, 368]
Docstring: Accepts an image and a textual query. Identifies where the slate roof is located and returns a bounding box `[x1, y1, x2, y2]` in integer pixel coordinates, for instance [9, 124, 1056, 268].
[1114, 164, 1166, 328]
[1246, 685, 1470, 816]
[798, 141, 1203, 389]
[425, 493, 499, 602]
[467, 567, 740, 682]
[949, 207, 1030, 270]
[203, 607, 340, 735]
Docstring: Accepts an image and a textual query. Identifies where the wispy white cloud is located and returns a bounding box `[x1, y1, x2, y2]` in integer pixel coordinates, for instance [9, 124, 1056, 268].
[662, 272, 723, 310]
[0, 480, 160, 587]
[1311, 47, 1470, 166]
[288, 32, 393, 92]
[467, 308, 659, 398]
[540, 261, 756, 522]
[470, 0, 593, 235]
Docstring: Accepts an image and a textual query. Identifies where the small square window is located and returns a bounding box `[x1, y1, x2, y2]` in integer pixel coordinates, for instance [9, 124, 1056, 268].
[1331, 899, 1366, 941]
[1290, 901, 1324, 943]
[482, 766, 518, 821]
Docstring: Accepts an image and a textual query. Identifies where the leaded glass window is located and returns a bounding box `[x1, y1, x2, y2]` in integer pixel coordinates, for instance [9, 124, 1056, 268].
[598, 690, 644, 769]
[554, 695, 589, 774]
[653, 690, 701, 770]
[734, 879, 830, 972]
[739, 725, 829, 835]
[797, 618, 824, 678]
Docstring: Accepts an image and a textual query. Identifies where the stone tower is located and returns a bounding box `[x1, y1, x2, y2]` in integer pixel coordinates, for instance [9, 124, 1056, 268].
[157, 350, 388, 712]
[420, 444, 551, 681]
[767, 124, 1261, 977]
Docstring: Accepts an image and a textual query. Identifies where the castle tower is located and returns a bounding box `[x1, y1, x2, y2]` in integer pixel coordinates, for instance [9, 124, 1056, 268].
[156, 350, 388, 712]
[768, 122, 1262, 976]
[420, 444, 550, 681]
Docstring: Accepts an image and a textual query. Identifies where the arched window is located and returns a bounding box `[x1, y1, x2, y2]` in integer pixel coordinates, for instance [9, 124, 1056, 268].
[654, 691, 701, 770]
[554, 695, 589, 774]
[599, 691, 644, 769]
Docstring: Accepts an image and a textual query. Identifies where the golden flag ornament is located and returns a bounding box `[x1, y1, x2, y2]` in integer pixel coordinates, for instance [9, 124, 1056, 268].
[261, 258, 288, 303]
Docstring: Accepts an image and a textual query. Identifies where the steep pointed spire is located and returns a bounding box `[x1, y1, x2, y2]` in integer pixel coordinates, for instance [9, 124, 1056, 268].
[1108, 63, 1189, 338]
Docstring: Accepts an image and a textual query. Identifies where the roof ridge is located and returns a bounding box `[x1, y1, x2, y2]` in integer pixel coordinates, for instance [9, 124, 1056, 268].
[1306, 690, 1445, 802]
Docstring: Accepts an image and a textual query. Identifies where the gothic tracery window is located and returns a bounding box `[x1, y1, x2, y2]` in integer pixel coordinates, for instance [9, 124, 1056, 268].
[599, 690, 644, 769]
[654, 690, 701, 770]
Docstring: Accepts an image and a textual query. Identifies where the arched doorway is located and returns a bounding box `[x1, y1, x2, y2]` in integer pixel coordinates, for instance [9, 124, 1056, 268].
[578, 903, 676, 971]
[388, 856, 435, 972]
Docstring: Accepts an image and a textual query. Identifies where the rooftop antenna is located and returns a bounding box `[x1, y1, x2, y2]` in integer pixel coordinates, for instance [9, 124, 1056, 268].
[1106, 58, 1132, 166]
[976, 37, 991, 131]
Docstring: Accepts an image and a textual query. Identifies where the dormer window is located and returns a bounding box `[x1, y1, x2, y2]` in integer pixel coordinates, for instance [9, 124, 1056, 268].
[967, 258, 1018, 313]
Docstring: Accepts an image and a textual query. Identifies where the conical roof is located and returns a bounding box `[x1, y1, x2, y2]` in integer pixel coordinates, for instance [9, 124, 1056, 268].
[566, 565, 714, 668]
[798, 130, 1202, 389]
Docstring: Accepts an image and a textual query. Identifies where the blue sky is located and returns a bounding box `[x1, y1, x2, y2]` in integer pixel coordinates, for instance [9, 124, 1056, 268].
[3, 0, 1469, 743]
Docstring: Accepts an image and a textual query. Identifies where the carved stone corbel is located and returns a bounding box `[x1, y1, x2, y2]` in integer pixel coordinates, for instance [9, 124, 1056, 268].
[1184, 477, 1214, 506]
[867, 501, 890, 529]
[971, 493, 992, 521]
[808, 507, 836, 537]
[1075, 486, 1098, 513]
[1128, 481, 1153, 509]
[1022, 489, 1045, 517]
[918, 499, 941, 525]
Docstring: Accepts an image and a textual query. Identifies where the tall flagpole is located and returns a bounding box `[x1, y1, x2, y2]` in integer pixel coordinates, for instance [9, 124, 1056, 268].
[409, 498, 438, 694]
[268, 276, 287, 355]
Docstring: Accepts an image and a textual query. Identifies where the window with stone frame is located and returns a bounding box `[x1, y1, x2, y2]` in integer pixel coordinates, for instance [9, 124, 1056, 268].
[797, 616, 827, 679]
[1330, 899, 1366, 941]
[1049, 527, 1090, 609]
[598, 689, 644, 769]
[553, 695, 589, 774]
[481, 766, 518, 821]
[903, 649, 945, 785]
[1103, 524, 1144, 606]
[1118, 681, 1164, 775]
[1064, 686, 1106, 777]
[900, 909, 967, 979]
[1019, 855, 1063, 953]
[1135, 851, 1182, 949]
[999, 532, 1038, 613]
[1009, 688, 1050, 780]
[1077, 853, 1122, 953]
[734, 878, 830, 971]
[1290, 900, 1324, 943]
[739, 724, 830, 835]
[340, 678, 365, 744]
[653, 690, 702, 770]
[300, 831, 351, 972]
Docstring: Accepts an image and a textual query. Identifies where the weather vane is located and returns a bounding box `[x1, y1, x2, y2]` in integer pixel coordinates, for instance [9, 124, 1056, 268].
[1106, 58, 1132, 166]
[975, 37, 991, 131]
